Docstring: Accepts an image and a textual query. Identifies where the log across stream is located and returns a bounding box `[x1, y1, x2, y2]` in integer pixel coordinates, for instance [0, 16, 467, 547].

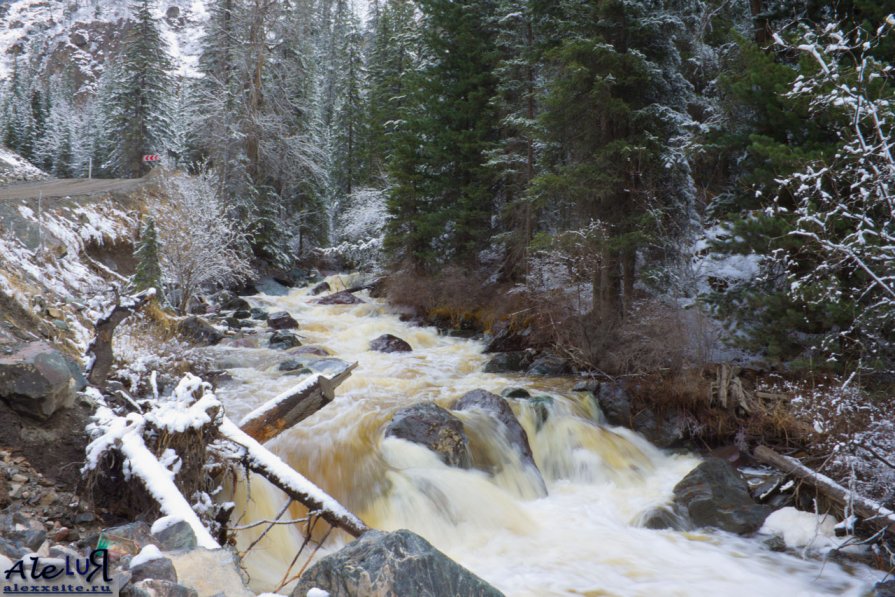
[209, 275, 878, 596]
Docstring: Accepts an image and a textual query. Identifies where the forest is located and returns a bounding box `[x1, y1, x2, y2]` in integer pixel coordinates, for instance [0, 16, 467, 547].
[2, 0, 895, 390]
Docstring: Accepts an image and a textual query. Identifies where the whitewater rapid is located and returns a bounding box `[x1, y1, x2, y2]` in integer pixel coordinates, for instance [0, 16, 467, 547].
[210, 275, 875, 596]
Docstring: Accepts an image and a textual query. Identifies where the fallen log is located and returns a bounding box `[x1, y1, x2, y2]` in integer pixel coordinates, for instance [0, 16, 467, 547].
[86, 288, 156, 387]
[220, 417, 369, 538]
[238, 363, 357, 443]
[754, 445, 895, 532]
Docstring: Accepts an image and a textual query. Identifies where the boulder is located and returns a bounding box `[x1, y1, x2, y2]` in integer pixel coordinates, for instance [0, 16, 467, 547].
[269, 331, 301, 350]
[595, 382, 632, 426]
[315, 291, 365, 305]
[267, 311, 299, 330]
[250, 307, 269, 321]
[69, 31, 88, 48]
[484, 321, 532, 353]
[638, 507, 688, 531]
[152, 520, 197, 551]
[219, 294, 250, 312]
[278, 356, 316, 372]
[501, 387, 530, 399]
[632, 408, 685, 449]
[453, 390, 536, 467]
[168, 547, 253, 597]
[122, 579, 197, 597]
[672, 459, 772, 535]
[0, 342, 79, 420]
[177, 317, 223, 346]
[572, 379, 599, 392]
[307, 358, 353, 375]
[100, 522, 161, 560]
[385, 403, 471, 468]
[310, 281, 331, 295]
[526, 353, 572, 376]
[874, 580, 895, 597]
[370, 334, 412, 353]
[483, 351, 533, 374]
[130, 557, 178, 584]
[291, 346, 330, 357]
[291, 529, 504, 597]
[232, 309, 252, 320]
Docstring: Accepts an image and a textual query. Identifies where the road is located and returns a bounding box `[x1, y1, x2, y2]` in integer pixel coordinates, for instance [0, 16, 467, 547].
[0, 178, 144, 201]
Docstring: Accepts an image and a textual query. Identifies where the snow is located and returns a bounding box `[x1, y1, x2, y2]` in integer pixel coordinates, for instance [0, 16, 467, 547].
[144, 374, 221, 433]
[130, 544, 164, 569]
[151, 515, 183, 536]
[306, 590, 331, 597]
[237, 374, 323, 426]
[0, 146, 46, 182]
[760, 507, 839, 551]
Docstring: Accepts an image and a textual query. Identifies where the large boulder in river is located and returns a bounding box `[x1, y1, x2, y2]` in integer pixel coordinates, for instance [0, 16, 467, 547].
[177, 316, 223, 346]
[269, 331, 301, 350]
[525, 352, 572, 376]
[0, 342, 79, 420]
[291, 529, 504, 597]
[267, 311, 299, 330]
[370, 334, 412, 353]
[385, 403, 471, 468]
[452, 390, 536, 468]
[672, 458, 771, 535]
[483, 350, 534, 374]
[315, 290, 365, 305]
[484, 320, 533, 353]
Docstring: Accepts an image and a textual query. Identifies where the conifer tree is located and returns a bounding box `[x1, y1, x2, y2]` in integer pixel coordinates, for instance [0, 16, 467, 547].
[133, 217, 163, 300]
[102, 0, 175, 178]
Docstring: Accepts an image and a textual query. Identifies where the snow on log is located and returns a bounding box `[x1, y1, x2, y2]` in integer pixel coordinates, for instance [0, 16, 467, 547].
[754, 445, 895, 532]
[219, 417, 369, 538]
[238, 363, 357, 443]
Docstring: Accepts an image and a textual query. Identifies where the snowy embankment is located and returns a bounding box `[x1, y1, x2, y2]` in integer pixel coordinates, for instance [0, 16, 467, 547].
[0, 177, 139, 352]
[0, 145, 47, 183]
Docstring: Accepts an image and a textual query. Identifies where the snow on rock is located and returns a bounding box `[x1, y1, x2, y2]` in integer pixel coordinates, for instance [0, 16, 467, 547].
[130, 544, 164, 569]
[0, 146, 46, 183]
[151, 515, 184, 536]
[759, 507, 839, 550]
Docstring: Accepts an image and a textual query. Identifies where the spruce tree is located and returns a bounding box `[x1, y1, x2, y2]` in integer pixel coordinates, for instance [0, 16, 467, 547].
[133, 218, 163, 300]
[102, 0, 175, 178]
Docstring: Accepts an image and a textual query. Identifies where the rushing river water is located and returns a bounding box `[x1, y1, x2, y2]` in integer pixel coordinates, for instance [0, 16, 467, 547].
[211, 275, 875, 596]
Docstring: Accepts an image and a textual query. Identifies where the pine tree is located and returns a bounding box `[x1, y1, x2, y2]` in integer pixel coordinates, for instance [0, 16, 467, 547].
[133, 218, 163, 299]
[102, 0, 175, 178]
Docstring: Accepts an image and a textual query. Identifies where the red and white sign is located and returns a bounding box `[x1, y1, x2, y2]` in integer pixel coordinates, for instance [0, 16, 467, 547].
[143, 154, 162, 162]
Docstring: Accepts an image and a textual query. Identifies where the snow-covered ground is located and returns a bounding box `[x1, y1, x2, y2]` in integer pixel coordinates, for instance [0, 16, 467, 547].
[0, 0, 209, 82]
[0, 145, 46, 183]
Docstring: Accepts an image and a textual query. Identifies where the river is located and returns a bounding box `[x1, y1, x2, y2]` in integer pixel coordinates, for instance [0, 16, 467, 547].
[210, 275, 873, 596]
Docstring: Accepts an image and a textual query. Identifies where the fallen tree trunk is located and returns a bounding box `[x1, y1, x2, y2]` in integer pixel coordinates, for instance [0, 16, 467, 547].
[754, 445, 895, 532]
[220, 417, 369, 538]
[86, 288, 156, 387]
[238, 364, 357, 443]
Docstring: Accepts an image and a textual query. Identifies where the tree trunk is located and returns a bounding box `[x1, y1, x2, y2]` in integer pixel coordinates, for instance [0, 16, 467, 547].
[86, 289, 155, 388]
[749, 0, 769, 45]
[622, 248, 635, 314]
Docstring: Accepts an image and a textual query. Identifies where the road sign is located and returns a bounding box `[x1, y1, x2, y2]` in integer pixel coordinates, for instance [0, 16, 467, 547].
[143, 154, 162, 162]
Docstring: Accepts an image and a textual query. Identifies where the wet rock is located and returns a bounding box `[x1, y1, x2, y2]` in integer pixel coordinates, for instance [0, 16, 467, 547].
[232, 309, 251, 320]
[310, 281, 331, 295]
[526, 353, 572, 376]
[385, 403, 471, 468]
[484, 321, 533, 353]
[572, 379, 599, 392]
[0, 342, 79, 421]
[224, 317, 252, 330]
[250, 307, 269, 321]
[307, 358, 352, 375]
[314, 290, 365, 305]
[152, 520, 196, 551]
[501, 387, 530, 399]
[527, 395, 554, 429]
[483, 351, 533, 374]
[595, 382, 632, 426]
[130, 557, 178, 584]
[269, 331, 301, 350]
[370, 334, 412, 353]
[672, 459, 772, 535]
[639, 507, 687, 531]
[177, 317, 224, 346]
[873, 580, 895, 597]
[292, 529, 504, 597]
[632, 409, 685, 449]
[764, 535, 786, 552]
[291, 345, 330, 357]
[267, 311, 299, 330]
[219, 294, 250, 312]
[278, 357, 315, 372]
[122, 579, 197, 597]
[256, 278, 290, 296]
[453, 390, 537, 467]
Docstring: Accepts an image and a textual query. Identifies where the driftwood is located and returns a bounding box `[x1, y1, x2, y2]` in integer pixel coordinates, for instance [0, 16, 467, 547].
[86, 288, 156, 387]
[755, 445, 895, 532]
[220, 418, 369, 538]
[710, 364, 754, 414]
[239, 363, 357, 443]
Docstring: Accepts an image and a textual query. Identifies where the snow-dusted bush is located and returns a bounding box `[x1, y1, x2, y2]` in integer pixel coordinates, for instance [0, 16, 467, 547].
[771, 22, 895, 369]
[148, 169, 253, 313]
[321, 187, 389, 270]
